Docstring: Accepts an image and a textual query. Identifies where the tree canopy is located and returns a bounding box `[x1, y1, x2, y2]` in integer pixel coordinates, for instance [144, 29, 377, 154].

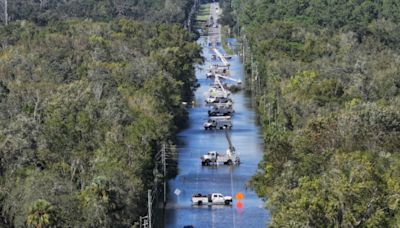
[223, 0, 400, 226]
[4, 0, 194, 25]
[0, 19, 202, 227]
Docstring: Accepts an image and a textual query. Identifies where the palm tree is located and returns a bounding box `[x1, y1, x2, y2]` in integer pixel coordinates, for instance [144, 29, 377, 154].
[27, 199, 55, 228]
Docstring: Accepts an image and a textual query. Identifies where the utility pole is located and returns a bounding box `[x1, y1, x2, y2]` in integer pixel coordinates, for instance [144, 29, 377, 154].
[242, 36, 245, 63]
[162, 143, 167, 205]
[148, 190, 152, 228]
[255, 62, 259, 97]
[4, 0, 8, 25]
[251, 54, 255, 96]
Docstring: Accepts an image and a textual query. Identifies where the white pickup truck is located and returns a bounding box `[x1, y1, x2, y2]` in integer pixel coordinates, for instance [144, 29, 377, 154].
[192, 193, 233, 205]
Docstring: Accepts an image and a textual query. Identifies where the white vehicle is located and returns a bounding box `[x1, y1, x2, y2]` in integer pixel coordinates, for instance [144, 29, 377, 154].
[205, 89, 230, 104]
[208, 65, 229, 75]
[208, 104, 234, 116]
[205, 75, 231, 104]
[203, 116, 232, 130]
[208, 85, 230, 96]
[201, 150, 239, 166]
[205, 97, 233, 105]
[201, 130, 240, 166]
[192, 193, 233, 205]
[205, 94, 231, 104]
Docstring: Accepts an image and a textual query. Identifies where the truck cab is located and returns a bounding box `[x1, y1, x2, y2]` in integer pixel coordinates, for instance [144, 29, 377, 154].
[209, 193, 227, 204]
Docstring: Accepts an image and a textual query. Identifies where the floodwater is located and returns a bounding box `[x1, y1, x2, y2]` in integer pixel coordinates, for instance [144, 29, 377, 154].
[163, 3, 270, 227]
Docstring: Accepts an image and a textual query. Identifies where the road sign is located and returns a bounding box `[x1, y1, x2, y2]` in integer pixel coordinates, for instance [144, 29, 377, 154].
[174, 188, 181, 196]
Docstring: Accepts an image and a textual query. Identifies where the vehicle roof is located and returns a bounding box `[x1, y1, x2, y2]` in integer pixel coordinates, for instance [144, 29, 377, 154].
[208, 116, 231, 119]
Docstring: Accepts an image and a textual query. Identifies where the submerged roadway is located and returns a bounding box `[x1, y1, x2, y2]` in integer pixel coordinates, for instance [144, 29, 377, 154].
[164, 2, 270, 227]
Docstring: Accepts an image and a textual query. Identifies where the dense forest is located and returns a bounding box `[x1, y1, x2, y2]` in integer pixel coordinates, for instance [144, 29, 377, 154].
[3, 0, 193, 25]
[0, 1, 202, 227]
[220, 0, 400, 226]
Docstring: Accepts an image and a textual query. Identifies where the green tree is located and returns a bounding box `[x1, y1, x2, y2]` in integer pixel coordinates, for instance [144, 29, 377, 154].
[27, 199, 56, 228]
[228, 0, 400, 226]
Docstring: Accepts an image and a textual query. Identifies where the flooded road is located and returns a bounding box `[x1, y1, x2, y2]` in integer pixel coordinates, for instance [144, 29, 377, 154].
[164, 3, 269, 227]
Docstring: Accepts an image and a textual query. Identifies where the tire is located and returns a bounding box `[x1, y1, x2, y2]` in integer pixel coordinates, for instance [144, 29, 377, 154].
[204, 127, 208, 130]
[198, 201, 203, 206]
[220, 127, 223, 130]
[202, 161, 206, 166]
[227, 160, 233, 165]
[224, 200, 230, 205]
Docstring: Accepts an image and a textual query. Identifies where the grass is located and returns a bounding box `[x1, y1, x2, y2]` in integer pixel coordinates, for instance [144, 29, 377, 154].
[194, 3, 211, 34]
[196, 3, 211, 22]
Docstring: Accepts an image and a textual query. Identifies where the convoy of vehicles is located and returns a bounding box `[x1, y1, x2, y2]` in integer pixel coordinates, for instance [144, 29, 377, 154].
[191, 13, 241, 206]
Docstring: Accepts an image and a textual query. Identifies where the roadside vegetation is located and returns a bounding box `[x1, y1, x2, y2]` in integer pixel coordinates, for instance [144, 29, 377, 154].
[4, 0, 194, 25]
[0, 1, 202, 227]
[220, 0, 400, 226]
[194, 2, 211, 35]
[220, 25, 235, 55]
[196, 3, 211, 22]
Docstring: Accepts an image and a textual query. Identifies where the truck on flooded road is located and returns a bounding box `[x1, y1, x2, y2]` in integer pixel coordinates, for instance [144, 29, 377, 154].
[191, 193, 233, 205]
[203, 116, 232, 130]
[201, 130, 240, 166]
